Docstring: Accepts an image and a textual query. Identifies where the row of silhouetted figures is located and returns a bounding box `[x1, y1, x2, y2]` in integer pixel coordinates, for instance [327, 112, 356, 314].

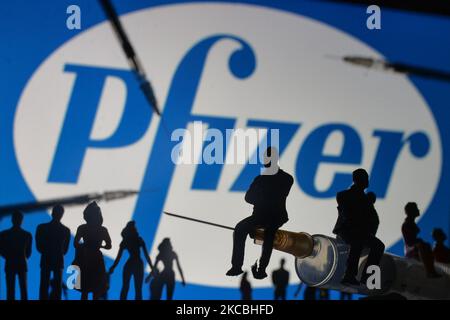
[0, 202, 185, 300]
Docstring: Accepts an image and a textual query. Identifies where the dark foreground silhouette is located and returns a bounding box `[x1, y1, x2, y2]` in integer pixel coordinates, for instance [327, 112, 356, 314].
[340, 291, 353, 300]
[240, 272, 252, 300]
[432, 228, 450, 264]
[49, 277, 68, 300]
[402, 202, 440, 277]
[271, 258, 289, 300]
[73, 201, 112, 300]
[294, 282, 317, 300]
[147, 238, 185, 300]
[333, 168, 385, 286]
[35, 205, 71, 300]
[227, 147, 294, 280]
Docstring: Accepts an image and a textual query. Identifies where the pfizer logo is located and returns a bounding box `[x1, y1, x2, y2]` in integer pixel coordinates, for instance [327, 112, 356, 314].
[14, 3, 441, 288]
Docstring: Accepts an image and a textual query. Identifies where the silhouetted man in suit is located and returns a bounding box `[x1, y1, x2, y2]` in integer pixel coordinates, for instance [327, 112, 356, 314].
[227, 147, 294, 279]
[333, 168, 385, 286]
[0, 211, 32, 300]
[36, 205, 71, 300]
[272, 258, 289, 300]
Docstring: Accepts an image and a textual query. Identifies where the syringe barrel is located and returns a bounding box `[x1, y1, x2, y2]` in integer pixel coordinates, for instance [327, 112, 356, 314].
[294, 235, 450, 299]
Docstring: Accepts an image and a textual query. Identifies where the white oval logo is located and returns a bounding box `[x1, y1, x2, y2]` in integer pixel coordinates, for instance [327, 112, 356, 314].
[14, 3, 441, 288]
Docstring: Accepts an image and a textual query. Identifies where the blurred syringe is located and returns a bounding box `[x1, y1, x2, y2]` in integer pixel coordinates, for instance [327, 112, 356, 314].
[164, 211, 450, 299]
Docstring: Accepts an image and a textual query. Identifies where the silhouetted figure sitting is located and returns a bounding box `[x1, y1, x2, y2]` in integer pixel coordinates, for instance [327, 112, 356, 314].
[333, 169, 385, 287]
[73, 201, 112, 300]
[240, 272, 252, 300]
[432, 228, 450, 264]
[227, 147, 294, 280]
[149, 238, 185, 300]
[401, 202, 440, 278]
[35, 205, 71, 300]
[401, 202, 440, 277]
[0, 211, 32, 300]
[271, 258, 289, 300]
[109, 221, 155, 300]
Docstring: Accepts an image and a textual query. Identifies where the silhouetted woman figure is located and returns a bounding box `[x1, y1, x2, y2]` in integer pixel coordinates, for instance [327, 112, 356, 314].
[150, 238, 185, 300]
[73, 202, 112, 300]
[109, 221, 154, 300]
